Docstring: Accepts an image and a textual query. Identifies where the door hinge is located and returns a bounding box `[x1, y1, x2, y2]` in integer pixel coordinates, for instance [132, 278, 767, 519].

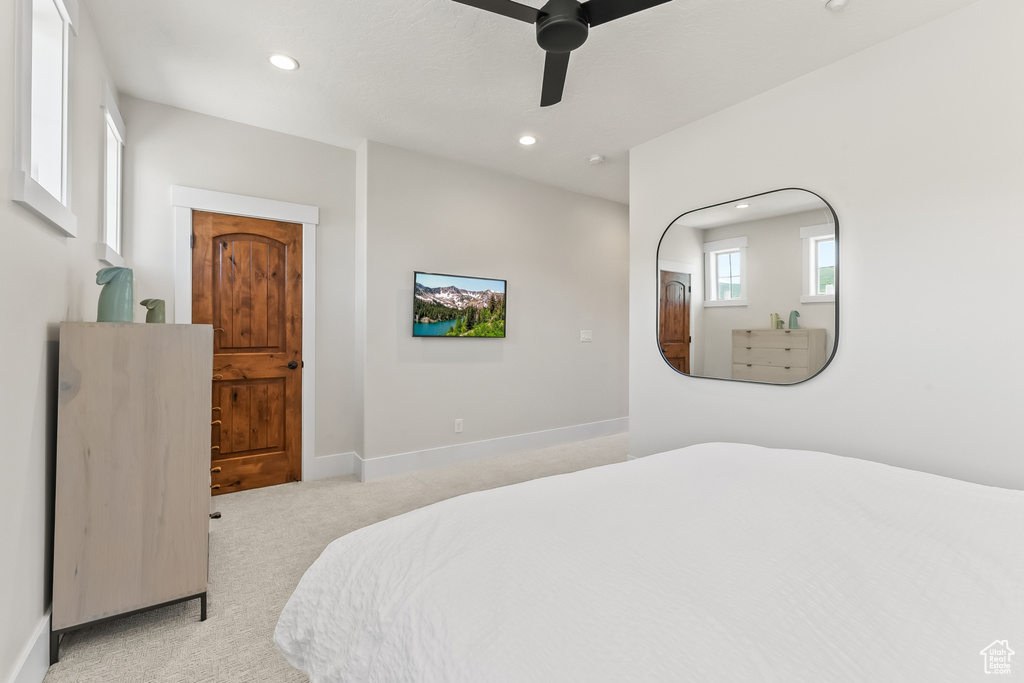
[689, 336, 692, 343]
[191, 233, 196, 249]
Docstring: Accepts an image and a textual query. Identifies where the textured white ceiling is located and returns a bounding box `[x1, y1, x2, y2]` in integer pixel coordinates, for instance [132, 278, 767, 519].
[86, 0, 980, 203]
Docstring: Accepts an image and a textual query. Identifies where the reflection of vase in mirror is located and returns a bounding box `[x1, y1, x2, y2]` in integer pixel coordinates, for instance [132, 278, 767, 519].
[656, 188, 838, 384]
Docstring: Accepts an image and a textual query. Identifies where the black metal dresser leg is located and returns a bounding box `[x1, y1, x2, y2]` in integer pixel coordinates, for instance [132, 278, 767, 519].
[50, 630, 60, 665]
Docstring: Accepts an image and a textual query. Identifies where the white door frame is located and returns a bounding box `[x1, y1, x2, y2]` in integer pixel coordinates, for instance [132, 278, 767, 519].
[171, 186, 318, 483]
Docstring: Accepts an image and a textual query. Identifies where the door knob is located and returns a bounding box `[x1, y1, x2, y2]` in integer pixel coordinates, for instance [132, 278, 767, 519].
[287, 361, 298, 369]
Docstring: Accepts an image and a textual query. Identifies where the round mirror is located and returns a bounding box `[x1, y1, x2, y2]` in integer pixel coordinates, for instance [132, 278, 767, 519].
[657, 188, 838, 384]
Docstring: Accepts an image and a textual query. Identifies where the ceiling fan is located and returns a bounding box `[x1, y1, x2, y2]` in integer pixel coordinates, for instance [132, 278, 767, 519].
[453, 0, 673, 107]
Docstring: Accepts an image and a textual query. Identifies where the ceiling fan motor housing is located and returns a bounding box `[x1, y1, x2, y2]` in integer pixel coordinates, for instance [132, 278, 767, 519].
[536, 0, 589, 53]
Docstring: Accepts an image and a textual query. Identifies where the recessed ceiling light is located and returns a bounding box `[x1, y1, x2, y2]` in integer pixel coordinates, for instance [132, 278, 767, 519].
[588, 155, 605, 165]
[825, 0, 848, 11]
[736, 203, 750, 209]
[269, 53, 299, 71]
[519, 135, 537, 146]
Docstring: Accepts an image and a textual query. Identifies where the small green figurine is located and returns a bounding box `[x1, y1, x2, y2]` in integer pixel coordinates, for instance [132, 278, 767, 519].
[96, 267, 134, 322]
[140, 299, 166, 323]
[789, 310, 800, 329]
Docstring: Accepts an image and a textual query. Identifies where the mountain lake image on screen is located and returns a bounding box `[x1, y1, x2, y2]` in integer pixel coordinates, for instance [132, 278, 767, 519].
[413, 272, 507, 338]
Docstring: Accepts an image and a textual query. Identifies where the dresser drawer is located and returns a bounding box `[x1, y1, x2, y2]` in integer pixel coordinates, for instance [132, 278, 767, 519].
[732, 329, 809, 349]
[732, 346, 809, 368]
[732, 363, 812, 383]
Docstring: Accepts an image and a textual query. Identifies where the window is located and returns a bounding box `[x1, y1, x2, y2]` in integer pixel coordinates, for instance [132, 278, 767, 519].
[12, 0, 78, 236]
[703, 236, 747, 307]
[812, 237, 835, 295]
[801, 224, 836, 303]
[99, 84, 126, 266]
[31, 0, 65, 200]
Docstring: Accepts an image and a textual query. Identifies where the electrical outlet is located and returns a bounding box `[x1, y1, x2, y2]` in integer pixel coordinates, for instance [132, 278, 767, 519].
[580, 330, 593, 342]
[454, 419, 463, 433]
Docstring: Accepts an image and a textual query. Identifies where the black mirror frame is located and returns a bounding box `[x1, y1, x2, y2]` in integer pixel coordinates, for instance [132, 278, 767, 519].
[655, 187, 840, 385]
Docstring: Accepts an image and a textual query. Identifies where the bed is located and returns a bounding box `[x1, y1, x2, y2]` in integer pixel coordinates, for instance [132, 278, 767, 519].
[274, 443, 1024, 682]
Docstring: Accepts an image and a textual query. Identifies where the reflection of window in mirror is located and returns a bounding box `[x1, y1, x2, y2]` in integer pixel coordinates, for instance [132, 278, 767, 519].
[815, 239, 835, 294]
[800, 225, 835, 303]
[704, 237, 747, 307]
[717, 252, 741, 299]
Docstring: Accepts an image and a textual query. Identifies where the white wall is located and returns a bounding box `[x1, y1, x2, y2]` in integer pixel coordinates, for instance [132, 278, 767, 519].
[120, 109, 629, 471]
[121, 97, 358, 460]
[362, 142, 629, 461]
[630, 0, 1024, 488]
[0, 3, 118, 680]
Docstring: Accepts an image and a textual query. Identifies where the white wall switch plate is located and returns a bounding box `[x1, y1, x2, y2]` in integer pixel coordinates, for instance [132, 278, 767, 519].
[580, 330, 593, 342]
[454, 419, 463, 433]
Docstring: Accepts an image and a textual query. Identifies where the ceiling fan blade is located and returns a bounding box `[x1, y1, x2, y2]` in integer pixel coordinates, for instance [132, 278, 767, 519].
[582, 0, 671, 27]
[540, 51, 570, 107]
[452, 0, 540, 24]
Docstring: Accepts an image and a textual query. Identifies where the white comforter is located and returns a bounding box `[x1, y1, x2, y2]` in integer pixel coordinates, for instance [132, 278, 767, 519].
[275, 443, 1024, 682]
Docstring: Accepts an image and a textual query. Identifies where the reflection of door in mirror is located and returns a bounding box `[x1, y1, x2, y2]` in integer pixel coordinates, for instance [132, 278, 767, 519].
[659, 271, 691, 374]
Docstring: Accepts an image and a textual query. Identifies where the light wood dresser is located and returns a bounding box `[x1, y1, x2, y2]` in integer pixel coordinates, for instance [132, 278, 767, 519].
[51, 322, 213, 663]
[732, 328, 828, 382]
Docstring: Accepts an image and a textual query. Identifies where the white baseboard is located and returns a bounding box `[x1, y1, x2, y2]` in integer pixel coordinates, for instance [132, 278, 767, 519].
[310, 451, 357, 480]
[11, 613, 49, 683]
[357, 417, 628, 482]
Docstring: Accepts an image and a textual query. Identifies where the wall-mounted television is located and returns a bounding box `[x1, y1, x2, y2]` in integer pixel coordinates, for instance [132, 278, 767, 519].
[413, 272, 506, 338]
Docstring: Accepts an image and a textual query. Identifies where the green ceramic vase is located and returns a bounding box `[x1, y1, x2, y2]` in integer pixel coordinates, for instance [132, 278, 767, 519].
[96, 267, 134, 323]
[140, 299, 166, 323]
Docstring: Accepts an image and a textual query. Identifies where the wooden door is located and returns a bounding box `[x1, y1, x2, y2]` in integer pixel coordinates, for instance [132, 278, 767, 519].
[192, 211, 302, 494]
[659, 270, 690, 374]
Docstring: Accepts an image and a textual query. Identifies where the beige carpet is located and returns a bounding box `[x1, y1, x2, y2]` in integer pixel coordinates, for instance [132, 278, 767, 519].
[43, 434, 628, 683]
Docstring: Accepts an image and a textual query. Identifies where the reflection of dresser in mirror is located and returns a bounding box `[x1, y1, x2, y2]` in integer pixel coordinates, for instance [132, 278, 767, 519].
[732, 329, 827, 383]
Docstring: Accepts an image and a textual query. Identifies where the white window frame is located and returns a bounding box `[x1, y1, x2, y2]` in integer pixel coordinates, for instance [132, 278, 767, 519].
[11, 0, 79, 237]
[703, 236, 747, 307]
[800, 224, 836, 303]
[98, 84, 126, 266]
